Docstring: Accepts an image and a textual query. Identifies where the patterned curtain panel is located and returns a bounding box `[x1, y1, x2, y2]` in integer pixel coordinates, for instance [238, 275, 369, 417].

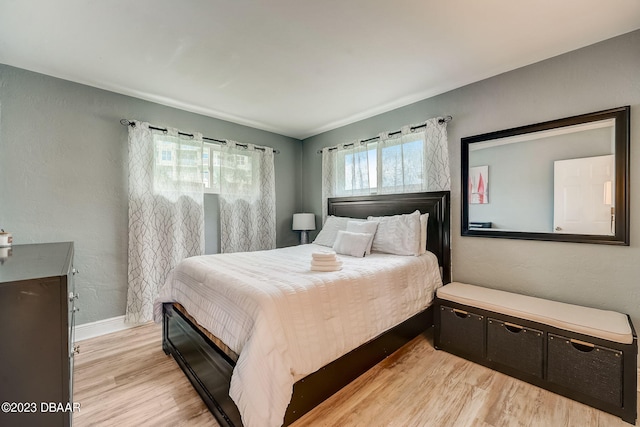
[321, 140, 375, 221]
[126, 122, 204, 323]
[321, 117, 450, 221]
[219, 141, 276, 253]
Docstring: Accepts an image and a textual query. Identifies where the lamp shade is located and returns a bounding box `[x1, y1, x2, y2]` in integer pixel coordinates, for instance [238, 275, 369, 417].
[292, 213, 316, 231]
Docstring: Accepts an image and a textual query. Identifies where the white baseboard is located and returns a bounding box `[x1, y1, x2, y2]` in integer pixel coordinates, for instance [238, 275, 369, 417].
[75, 315, 135, 341]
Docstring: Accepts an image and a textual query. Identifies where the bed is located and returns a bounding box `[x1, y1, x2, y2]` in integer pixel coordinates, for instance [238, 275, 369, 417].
[156, 191, 450, 426]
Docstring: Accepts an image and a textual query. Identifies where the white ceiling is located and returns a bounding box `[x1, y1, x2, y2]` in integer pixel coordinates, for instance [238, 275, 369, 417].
[1, 1, 639, 139]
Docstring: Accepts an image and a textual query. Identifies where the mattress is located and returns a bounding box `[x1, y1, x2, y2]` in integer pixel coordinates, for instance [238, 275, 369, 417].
[173, 302, 239, 362]
[153, 243, 442, 427]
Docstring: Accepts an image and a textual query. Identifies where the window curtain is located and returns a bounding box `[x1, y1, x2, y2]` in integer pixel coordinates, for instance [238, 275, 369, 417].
[219, 141, 276, 253]
[321, 140, 375, 220]
[321, 117, 450, 220]
[126, 121, 204, 323]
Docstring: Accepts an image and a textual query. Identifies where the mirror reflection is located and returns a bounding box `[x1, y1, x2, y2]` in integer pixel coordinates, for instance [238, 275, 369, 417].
[461, 106, 629, 245]
[469, 119, 615, 234]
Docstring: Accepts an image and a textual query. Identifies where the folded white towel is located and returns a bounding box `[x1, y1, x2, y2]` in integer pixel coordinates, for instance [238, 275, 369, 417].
[312, 251, 337, 261]
[310, 259, 343, 268]
[310, 250, 341, 271]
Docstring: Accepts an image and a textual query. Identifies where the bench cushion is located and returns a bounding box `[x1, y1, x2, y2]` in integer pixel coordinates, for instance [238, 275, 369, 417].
[437, 282, 633, 344]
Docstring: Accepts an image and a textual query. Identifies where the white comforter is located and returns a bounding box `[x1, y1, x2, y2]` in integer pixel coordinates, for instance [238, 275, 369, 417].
[153, 244, 442, 427]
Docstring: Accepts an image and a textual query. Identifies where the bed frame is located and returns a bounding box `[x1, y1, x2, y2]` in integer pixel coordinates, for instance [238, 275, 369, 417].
[162, 191, 451, 426]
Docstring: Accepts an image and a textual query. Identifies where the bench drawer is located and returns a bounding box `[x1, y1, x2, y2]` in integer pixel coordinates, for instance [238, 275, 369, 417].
[439, 306, 484, 358]
[547, 333, 623, 406]
[487, 318, 543, 378]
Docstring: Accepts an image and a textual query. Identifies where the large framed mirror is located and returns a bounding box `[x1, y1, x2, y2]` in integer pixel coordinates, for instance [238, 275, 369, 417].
[461, 106, 630, 245]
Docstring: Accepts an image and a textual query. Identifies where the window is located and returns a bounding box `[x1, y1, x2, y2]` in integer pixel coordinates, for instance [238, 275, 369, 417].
[201, 143, 253, 194]
[343, 146, 377, 191]
[153, 135, 203, 194]
[161, 150, 172, 162]
[336, 136, 425, 196]
[321, 117, 450, 221]
[380, 137, 424, 191]
[202, 143, 221, 193]
[155, 138, 260, 195]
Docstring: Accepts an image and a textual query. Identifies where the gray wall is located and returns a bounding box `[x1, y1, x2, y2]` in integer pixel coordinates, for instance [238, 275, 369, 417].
[0, 64, 302, 324]
[302, 30, 640, 328]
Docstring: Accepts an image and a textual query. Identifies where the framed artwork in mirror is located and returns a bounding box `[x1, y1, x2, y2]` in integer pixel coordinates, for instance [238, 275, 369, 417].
[461, 106, 630, 245]
[469, 166, 489, 204]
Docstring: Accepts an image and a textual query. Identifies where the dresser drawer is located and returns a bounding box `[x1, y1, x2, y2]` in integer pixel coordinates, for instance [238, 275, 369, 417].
[547, 333, 623, 406]
[487, 318, 543, 378]
[438, 305, 485, 359]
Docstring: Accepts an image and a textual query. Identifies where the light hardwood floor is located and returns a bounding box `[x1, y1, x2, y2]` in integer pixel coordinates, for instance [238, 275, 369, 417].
[73, 323, 638, 426]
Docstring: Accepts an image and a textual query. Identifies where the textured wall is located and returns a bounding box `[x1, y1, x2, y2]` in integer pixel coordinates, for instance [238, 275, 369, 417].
[0, 65, 302, 324]
[302, 30, 640, 328]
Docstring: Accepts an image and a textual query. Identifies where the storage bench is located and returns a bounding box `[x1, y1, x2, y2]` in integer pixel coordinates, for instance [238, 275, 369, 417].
[434, 282, 637, 424]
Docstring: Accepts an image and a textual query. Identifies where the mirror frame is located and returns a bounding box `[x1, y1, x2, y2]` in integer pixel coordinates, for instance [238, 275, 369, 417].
[461, 106, 630, 245]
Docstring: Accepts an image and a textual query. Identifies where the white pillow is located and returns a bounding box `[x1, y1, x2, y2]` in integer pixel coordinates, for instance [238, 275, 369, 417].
[332, 230, 372, 258]
[346, 220, 378, 255]
[313, 216, 354, 247]
[419, 213, 429, 255]
[367, 210, 421, 256]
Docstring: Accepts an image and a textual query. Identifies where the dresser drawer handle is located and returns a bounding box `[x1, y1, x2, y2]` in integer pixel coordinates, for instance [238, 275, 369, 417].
[503, 322, 522, 329]
[503, 322, 525, 333]
[451, 308, 470, 319]
[569, 338, 595, 351]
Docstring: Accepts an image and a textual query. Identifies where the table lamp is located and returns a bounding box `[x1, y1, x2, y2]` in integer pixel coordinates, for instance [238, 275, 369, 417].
[292, 213, 316, 244]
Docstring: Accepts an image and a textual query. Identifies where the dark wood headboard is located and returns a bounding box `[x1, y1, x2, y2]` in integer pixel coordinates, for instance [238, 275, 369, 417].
[327, 191, 451, 283]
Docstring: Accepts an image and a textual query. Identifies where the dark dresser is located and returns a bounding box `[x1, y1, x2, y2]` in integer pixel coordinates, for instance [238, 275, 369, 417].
[0, 242, 78, 427]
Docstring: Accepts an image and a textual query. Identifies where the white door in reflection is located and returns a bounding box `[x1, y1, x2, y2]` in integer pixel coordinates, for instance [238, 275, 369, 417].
[554, 155, 614, 235]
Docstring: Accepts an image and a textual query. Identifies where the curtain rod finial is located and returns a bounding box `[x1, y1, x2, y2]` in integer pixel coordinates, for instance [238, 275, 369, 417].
[438, 115, 453, 125]
[120, 119, 133, 126]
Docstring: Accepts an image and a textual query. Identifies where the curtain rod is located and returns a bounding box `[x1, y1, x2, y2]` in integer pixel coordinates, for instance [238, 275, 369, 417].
[120, 119, 280, 154]
[316, 115, 452, 154]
